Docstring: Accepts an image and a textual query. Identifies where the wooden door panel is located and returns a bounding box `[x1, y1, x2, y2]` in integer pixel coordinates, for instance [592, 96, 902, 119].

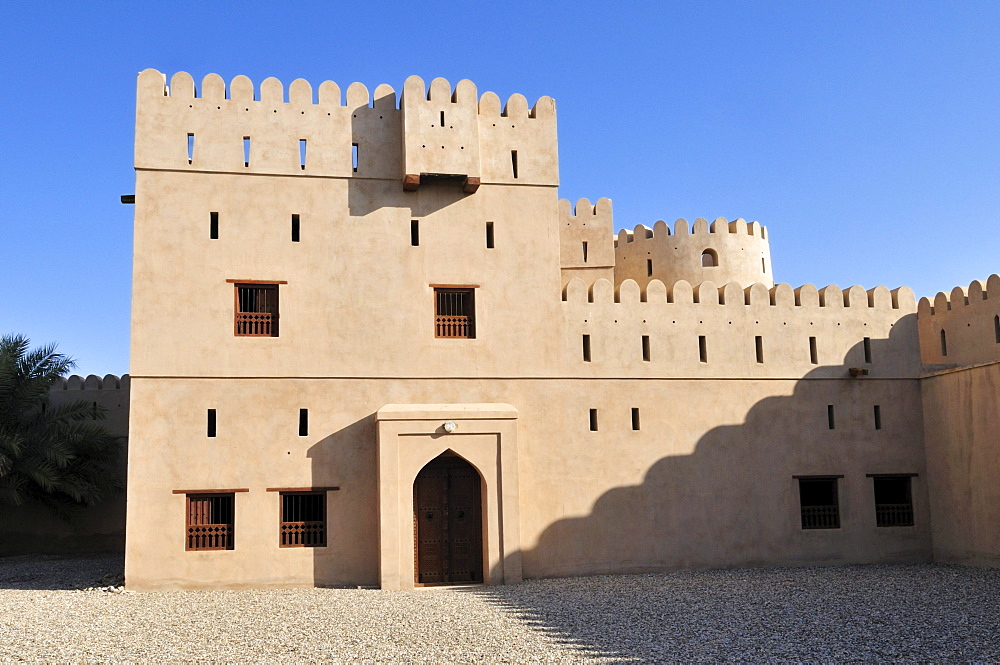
[414, 456, 484, 585]
[447, 466, 482, 583]
[415, 468, 447, 583]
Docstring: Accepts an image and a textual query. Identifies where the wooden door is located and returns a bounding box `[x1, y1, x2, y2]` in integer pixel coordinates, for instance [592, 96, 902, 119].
[414, 455, 483, 585]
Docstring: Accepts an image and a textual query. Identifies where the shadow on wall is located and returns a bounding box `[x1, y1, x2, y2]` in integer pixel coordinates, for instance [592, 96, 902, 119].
[347, 175, 469, 218]
[306, 415, 380, 587]
[461, 319, 930, 659]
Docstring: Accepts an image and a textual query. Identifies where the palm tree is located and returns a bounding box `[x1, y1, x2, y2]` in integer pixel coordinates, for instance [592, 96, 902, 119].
[0, 334, 122, 511]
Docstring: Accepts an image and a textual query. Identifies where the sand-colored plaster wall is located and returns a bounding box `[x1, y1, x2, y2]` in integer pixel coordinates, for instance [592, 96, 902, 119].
[129, 172, 563, 378]
[921, 362, 1000, 566]
[616, 218, 773, 290]
[917, 275, 1000, 366]
[124, 372, 929, 590]
[559, 198, 615, 287]
[126, 70, 938, 590]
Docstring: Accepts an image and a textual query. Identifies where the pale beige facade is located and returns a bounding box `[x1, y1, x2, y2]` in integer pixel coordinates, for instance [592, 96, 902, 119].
[120, 69, 998, 590]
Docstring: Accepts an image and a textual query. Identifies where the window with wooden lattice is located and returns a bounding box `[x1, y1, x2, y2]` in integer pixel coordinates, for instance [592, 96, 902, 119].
[798, 477, 840, 529]
[434, 287, 475, 339]
[279, 491, 327, 547]
[234, 282, 279, 337]
[186, 493, 235, 551]
[872, 475, 914, 527]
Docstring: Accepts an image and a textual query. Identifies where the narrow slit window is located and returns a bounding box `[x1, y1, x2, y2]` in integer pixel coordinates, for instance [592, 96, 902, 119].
[207, 409, 216, 437]
[874, 405, 882, 430]
[755, 336, 764, 364]
[762, 257, 766, 273]
[352, 143, 359, 172]
[995, 315, 999, 343]
[486, 222, 495, 249]
[641, 335, 650, 362]
[631, 408, 640, 431]
[299, 139, 307, 170]
[187, 133, 194, 164]
[298, 408, 308, 436]
[582, 334, 591, 362]
[291, 214, 300, 242]
[243, 136, 250, 166]
[210, 212, 219, 240]
[827, 405, 836, 430]
[698, 335, 708, 363]
[582, 241, 588, 263]
[589, 408, 598, 432]
[440, 110, 445, 127]
[940, 329, 948, 357]
[647, 259, 653, 277]
[511, 150, 518, 178]
[809, 336, 818, 365]
[411, 220, 419, 246]
[863, 337, 872, 364]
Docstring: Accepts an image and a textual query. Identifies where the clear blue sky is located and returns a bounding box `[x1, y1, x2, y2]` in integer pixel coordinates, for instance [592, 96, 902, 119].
[3, 1, 999, 377]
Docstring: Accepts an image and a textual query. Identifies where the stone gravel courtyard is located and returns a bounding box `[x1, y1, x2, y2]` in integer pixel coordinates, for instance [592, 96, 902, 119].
[1, 554, 999, 662]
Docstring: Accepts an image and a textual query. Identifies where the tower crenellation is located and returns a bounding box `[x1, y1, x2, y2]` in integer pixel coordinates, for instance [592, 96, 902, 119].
[917, 274, 1000, 366]
[558, 197, 615, 285]
[135, 70, 558, 190]
[615, 216, 773, 290]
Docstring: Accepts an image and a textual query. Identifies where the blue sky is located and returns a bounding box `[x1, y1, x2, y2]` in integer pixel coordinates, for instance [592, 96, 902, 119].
[3, 1, 999, 377]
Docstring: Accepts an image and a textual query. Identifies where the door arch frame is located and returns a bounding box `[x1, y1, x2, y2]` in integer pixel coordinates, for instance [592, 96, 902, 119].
[413, 451, 485, 585]
[375, 403, 521, 591]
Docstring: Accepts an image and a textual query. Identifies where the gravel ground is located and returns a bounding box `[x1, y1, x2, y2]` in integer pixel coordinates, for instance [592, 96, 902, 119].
[1, 555, 999, 662]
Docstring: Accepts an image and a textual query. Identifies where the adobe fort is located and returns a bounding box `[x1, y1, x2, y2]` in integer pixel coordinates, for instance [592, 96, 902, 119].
[17, 70, 995, 590]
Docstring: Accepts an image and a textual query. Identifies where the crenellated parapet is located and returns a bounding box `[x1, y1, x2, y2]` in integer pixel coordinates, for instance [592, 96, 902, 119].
[135, 70, 557, 189]
[917, 275, 1000, 366]
[50, 373, 130, 391]
[561, 277, 919, 378]
[614, 217, 773, 291]
[48, 375, 131, 436]
[401, 76, 557, 191]
[558, 197, 615, 286]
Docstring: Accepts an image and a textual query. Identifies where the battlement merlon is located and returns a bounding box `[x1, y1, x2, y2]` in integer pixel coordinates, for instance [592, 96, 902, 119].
[563, 277, 915, 311]
[917, 274, 1000, 366]
[558, 197, 615, 287]
[615, 217, 773, 290]
[50, 374, 131, 391]
[135, 70, 559, 188]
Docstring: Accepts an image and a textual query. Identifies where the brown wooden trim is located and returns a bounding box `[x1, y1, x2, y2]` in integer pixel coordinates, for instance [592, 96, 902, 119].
[792, 475, 844, 480]
[866, 473, 918, 478]
[173, 488, 249, 494]
[226, 279, 288, 284]
[429, 284, 480, 289]
[266, 487, 340, 492]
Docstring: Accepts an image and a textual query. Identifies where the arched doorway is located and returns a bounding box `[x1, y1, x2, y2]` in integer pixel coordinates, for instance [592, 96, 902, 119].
[413, 453, 484, 585]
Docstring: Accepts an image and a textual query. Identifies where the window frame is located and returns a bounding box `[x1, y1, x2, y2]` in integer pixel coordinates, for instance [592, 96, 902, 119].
[278, 490, 327, 548]
[796, 476, 842, 530]
[228, 279, 286, 337]
[184, 492, 236, 551]
[869, 474, 916, 528]
[432, 285, 477, 339]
